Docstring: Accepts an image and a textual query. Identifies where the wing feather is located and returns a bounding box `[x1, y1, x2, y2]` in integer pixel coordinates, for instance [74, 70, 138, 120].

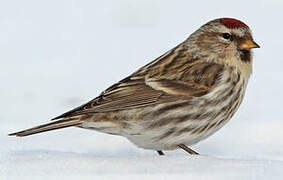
[52, 46, 224, 120]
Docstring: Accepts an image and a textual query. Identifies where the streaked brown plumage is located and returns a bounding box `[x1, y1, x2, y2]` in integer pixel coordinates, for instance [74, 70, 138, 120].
[9, 18, 260, 155]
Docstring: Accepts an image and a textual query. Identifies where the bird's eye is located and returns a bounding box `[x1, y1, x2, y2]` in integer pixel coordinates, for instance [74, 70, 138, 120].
[222, 33, 231, 40]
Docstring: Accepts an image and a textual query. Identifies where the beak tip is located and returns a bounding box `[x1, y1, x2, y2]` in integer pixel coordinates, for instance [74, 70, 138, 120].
[254, 41, 260, 48]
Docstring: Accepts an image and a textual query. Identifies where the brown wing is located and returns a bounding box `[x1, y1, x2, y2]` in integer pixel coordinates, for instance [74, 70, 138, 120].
[52, 45, 224, 120]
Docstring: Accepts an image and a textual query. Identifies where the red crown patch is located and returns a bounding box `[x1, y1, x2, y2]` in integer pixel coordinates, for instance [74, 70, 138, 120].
[220, 18, 248, 29]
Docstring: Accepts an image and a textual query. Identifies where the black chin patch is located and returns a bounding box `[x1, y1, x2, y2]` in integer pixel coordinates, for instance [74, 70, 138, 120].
[239, 50, 251, 62]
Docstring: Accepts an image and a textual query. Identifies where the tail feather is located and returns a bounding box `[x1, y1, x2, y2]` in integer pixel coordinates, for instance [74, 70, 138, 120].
[9, 119, 82, 137]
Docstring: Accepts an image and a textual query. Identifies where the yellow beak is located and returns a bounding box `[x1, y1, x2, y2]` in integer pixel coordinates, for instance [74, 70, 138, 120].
[239, 39, 260, 50]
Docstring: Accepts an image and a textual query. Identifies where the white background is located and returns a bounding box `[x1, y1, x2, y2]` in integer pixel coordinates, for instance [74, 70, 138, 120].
[1, 0, 283, 179]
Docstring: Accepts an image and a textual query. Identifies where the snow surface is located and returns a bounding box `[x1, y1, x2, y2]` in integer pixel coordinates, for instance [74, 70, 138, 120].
[1, 0, 283, 179]
[2, 152, 283, 180]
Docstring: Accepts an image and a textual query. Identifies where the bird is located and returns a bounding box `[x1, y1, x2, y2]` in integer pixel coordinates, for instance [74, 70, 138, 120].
[9, 18, 260, 156]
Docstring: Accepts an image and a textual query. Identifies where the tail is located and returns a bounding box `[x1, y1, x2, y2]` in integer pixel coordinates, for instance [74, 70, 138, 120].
[9, 119, 82, 137]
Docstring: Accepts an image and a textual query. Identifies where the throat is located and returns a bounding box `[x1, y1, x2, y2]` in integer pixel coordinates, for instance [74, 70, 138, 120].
[239, 50, 251, 62]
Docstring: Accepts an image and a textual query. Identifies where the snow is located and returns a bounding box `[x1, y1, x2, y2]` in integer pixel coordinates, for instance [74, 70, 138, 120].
[2, 151, 283, 180]
[1, 0, 283, 179]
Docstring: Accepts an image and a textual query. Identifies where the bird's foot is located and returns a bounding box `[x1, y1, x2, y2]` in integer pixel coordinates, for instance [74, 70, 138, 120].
[157, 150, 165, 156]
[178, 144, 199, 155]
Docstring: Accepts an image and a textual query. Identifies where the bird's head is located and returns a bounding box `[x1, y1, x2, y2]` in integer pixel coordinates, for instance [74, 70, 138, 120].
[187, 18, 260, 66]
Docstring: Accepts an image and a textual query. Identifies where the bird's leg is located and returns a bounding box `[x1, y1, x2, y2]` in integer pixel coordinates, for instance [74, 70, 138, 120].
[178, 144, 199, 155]
[157, 150, 165, 156]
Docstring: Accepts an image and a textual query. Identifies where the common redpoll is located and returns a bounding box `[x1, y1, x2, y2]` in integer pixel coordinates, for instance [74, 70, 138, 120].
[9, 18, 260, 155]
